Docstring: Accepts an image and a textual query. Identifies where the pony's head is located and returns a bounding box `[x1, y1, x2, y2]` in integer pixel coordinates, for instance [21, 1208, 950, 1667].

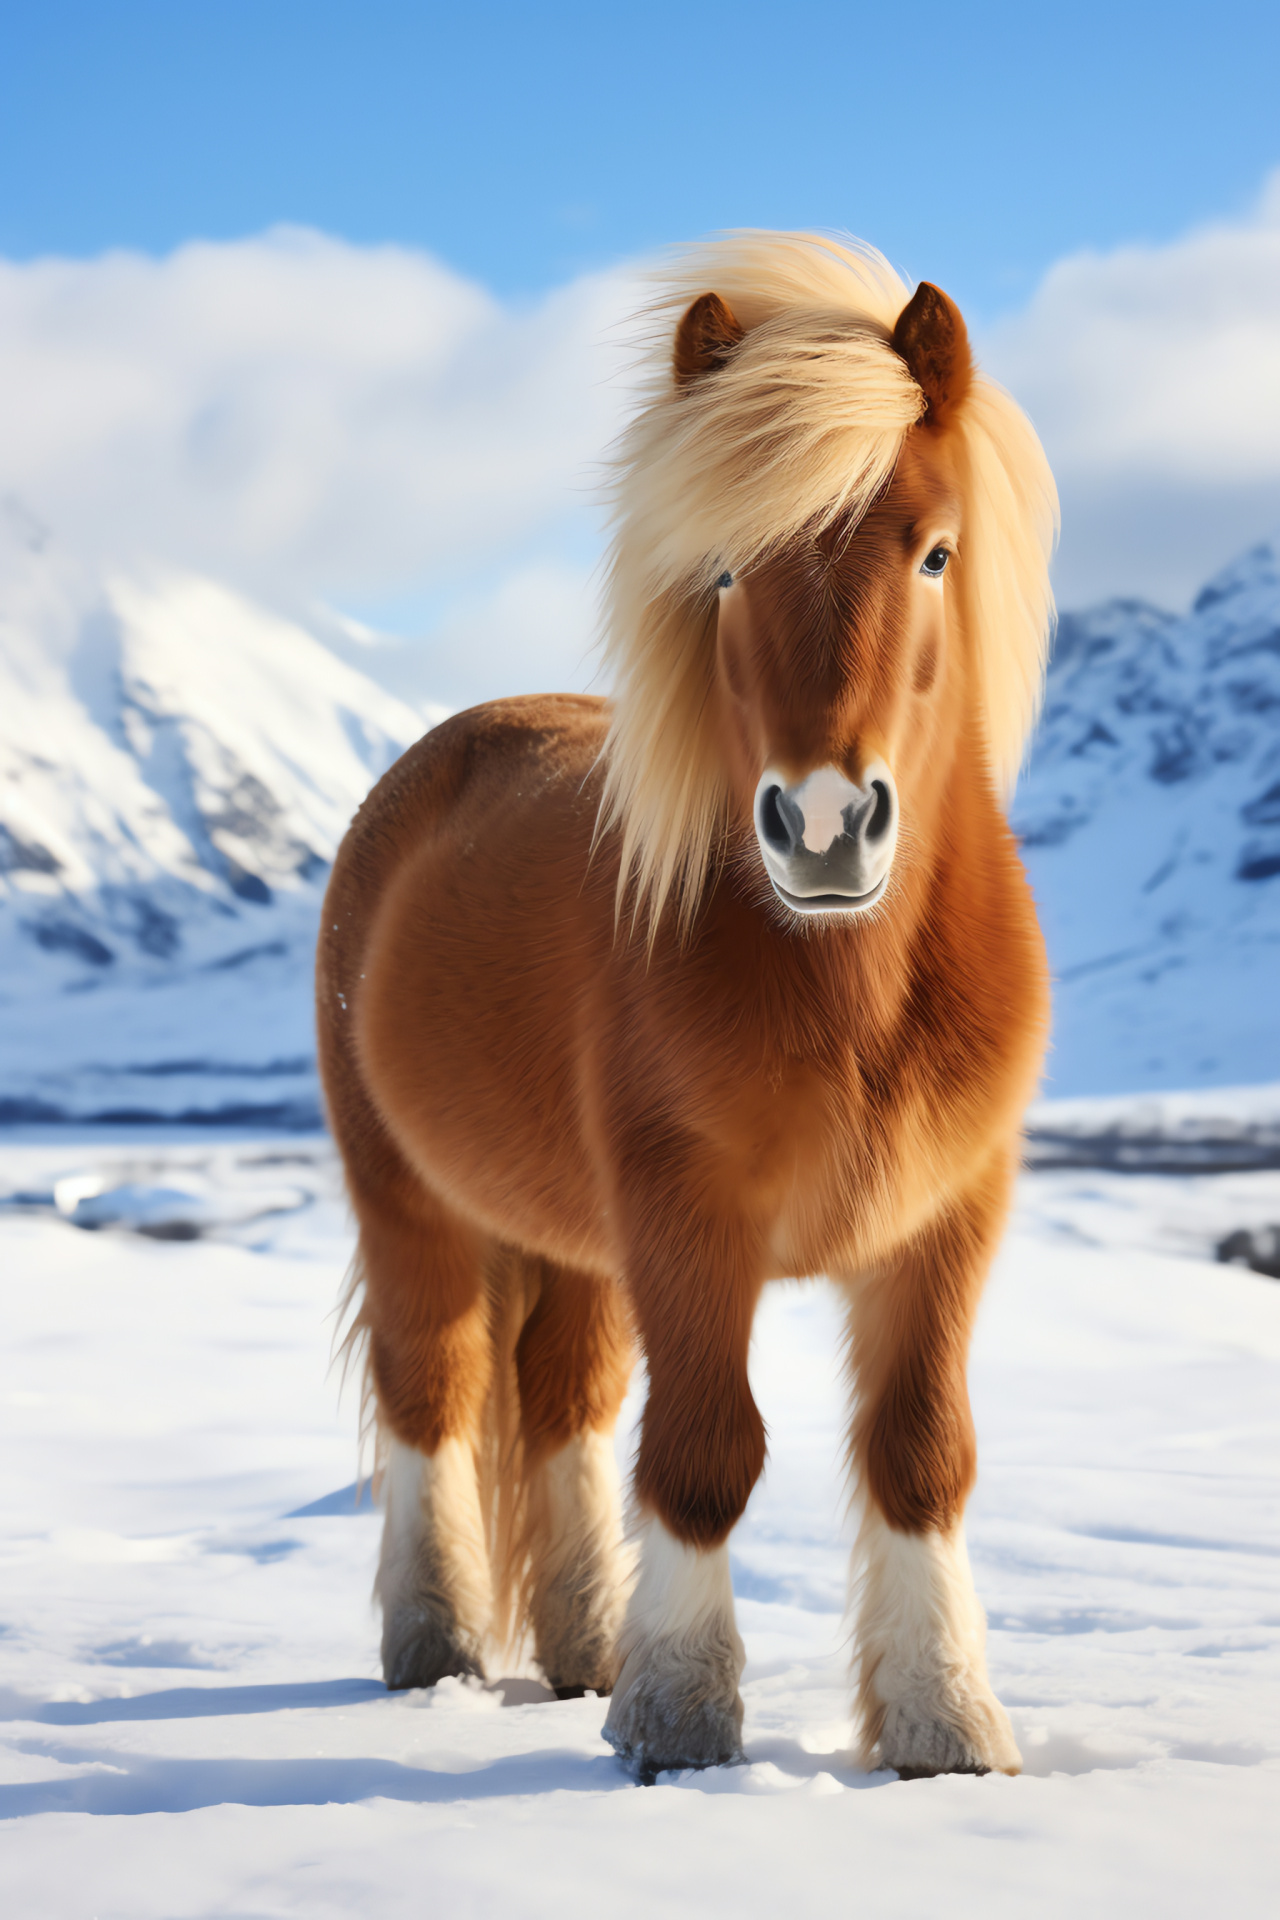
[599, 232, 1058, 935]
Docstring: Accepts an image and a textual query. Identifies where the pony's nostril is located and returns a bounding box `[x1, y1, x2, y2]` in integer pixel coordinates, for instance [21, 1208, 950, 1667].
[758, 784, 792, 853]
[867, 780, 893, 842]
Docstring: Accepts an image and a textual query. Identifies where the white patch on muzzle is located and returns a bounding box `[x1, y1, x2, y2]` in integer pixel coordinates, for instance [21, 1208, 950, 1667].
[792, 765, 860, 852]
[753, 760, 898, 914]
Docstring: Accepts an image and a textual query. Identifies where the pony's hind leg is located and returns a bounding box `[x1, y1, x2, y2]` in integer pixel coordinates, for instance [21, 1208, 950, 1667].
[846, 1160, 1022, 1778]
[378, 1429, 491, 1689]
[515, 1262, 633, 1696]
[356, 1182, 495, 1689]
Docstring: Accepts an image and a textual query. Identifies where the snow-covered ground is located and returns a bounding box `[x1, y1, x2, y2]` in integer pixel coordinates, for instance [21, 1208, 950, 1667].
[2, 506, 1278, 1908]
[2, 1118, 1278, 1917]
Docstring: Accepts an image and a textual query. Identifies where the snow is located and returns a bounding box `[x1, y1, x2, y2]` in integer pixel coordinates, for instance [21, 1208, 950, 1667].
[3, 393, 1280, 1912]
[0, 505, 428, 1125]
[5, 511, 1280, 1120]
[2, 1125, 1278, 1915]
[1014, 539, 1280, 1095]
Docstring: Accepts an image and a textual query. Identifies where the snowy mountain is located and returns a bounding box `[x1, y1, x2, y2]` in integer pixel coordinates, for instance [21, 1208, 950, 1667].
[1, 499, 1278, 1122]
[1014, 539, 1280, 1095]
[0, 505, 427, 1124]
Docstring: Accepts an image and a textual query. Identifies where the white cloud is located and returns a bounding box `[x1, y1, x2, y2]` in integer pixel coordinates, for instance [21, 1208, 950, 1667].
[983, 171, 1280, 606]
[0, 227, 638, 622]
[3, 191, 1280, 714]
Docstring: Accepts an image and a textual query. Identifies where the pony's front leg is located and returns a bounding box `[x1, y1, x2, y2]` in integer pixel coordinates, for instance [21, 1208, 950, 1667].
[603, 1200, 765, 1781]
[847, 1167, 1021, 1778]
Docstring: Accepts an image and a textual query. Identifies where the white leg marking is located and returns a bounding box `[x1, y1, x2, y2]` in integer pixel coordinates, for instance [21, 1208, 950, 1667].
[854, 1504, 1021, 1776]
[377, 1435, 493, 1688]
[603, 1514, 745, 1779]
[526, 1430, 629, 1693]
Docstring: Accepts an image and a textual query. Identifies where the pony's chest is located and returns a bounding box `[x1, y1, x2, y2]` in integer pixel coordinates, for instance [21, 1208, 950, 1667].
[753, 1015, 1016, 1276]
[755, 1081, 916, 1276]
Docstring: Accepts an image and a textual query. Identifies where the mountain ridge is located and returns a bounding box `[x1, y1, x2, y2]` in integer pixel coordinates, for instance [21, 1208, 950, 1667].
[2, 510, 1278, 1120]
[0, 506, 426, 1123]
[1011, 536, 1280, 1094]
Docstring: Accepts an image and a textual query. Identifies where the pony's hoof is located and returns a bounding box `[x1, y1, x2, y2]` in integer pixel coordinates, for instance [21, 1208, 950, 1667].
[606, 1728, 744, 1781]
[877, 1691, 1021, 1779]
[540, 1645, 618, 1700]
[381, 1611, 484, 1691]
[602, 1656, 745, 1783]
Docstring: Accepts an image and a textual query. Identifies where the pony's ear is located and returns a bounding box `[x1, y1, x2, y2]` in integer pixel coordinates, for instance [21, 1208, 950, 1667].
[673, 291, 746, 386]
[891, 281, 973, 426]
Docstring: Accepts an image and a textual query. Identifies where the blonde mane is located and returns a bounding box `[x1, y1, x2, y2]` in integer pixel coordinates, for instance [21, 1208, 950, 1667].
[597, 230, 1058, 933]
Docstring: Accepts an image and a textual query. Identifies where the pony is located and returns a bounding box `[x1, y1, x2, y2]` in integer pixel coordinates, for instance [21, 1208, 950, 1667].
[317, 230, 1057, 1782]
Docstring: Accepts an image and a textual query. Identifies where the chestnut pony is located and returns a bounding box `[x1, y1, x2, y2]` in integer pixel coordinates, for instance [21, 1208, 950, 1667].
[318, 232, 1057, 1782]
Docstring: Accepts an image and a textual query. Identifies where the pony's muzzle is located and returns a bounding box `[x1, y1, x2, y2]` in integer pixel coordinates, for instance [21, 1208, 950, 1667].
[753, 763, 898, 915]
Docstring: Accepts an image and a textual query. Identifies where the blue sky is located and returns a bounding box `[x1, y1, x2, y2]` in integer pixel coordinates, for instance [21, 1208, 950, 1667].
[1, 1, 1279, 692]
[3, 0, 1279, 320]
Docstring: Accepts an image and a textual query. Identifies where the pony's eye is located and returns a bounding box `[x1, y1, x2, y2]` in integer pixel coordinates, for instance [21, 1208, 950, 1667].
[717, 571, 734, 590]
[920, 546, 949, 578]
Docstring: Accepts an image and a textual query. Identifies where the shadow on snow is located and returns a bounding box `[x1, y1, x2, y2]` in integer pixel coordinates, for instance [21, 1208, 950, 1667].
[0, 1742, 633, 1818]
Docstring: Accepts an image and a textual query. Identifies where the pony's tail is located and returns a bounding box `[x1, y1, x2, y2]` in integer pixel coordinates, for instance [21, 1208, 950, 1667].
[478, 1241, 541, 1668]
[331, 1242, 383, 1506]
[333, 1231, 544, 1669]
